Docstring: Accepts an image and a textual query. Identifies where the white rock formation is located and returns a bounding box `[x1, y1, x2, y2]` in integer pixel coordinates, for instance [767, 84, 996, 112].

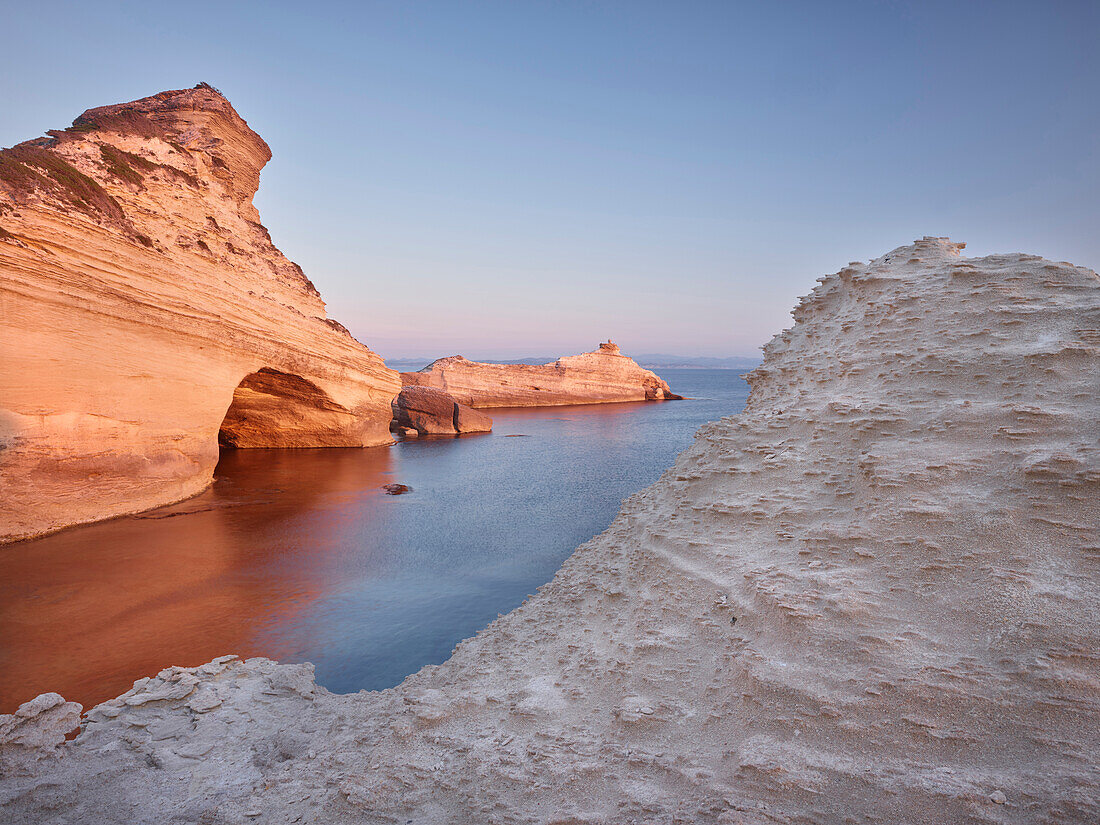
[2, 238, 1097, 823]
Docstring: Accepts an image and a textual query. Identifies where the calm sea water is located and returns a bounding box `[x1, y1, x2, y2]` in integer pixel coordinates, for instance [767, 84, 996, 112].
[0, 369, 750, 712]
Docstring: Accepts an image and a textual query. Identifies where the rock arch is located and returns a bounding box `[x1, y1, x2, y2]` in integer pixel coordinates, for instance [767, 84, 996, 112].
[0, 85, 401, 542]
[218, 368, 369, 449]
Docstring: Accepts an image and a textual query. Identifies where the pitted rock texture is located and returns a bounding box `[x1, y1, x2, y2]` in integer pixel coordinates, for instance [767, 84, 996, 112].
[0, 85, 400, 542]
[0, 693, 81, 777]
[401, 341, 681, 407]
[2, 238, 1098, 824]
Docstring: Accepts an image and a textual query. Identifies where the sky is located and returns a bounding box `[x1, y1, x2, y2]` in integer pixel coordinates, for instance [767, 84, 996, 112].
[2, 1, 1098, 359]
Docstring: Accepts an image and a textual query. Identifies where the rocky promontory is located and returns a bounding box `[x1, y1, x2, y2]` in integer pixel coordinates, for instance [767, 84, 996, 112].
[401, 341, 681, 407]
[0, 85, 401, 542]
[4, 238, 1097, 823]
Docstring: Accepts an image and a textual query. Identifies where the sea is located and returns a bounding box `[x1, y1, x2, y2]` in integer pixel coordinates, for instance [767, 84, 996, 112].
[0, 369, 750, 712]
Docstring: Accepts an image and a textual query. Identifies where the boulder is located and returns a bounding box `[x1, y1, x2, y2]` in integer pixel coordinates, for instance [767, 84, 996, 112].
[392, 386, 461, 435]
[392, 386, 494, 436]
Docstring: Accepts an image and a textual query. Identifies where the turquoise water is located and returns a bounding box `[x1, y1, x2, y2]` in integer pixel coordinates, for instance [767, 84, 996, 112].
[0, 369, 750, 711]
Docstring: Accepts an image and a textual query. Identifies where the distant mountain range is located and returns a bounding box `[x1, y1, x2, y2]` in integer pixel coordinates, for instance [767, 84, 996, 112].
[633, 354, 762, 370]
[386, 354, 762, 371]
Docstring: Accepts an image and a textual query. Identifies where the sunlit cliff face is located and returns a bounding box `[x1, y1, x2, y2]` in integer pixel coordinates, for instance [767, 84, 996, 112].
[0, 85, 400, 543]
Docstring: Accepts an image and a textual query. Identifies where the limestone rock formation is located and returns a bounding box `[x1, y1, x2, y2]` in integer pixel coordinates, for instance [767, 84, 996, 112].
[391, 385, 493, 436]
[0, 693, 81, 777]
[0, 85, 401, 542]
[2, 239, 1098, 824]
[401, 341, 681, 407]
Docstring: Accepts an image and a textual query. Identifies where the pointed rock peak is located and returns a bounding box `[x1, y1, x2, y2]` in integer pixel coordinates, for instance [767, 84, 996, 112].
[58, 84, 271, 214]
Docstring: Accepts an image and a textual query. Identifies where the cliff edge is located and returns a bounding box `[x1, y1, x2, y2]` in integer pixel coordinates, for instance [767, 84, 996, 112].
[402, 341, 681, 407]
[3, 237, 1097, 823]
[0, 85, 401, 542]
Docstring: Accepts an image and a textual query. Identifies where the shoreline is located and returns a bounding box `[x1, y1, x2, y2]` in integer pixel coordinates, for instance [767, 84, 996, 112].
[5, 239, 1097, 823]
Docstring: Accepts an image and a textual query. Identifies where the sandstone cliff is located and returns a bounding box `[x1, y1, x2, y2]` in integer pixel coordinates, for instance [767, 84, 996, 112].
[3, 238, 1097, 823]
[401, 341, 681, 407]
[0, 85, 401, 542]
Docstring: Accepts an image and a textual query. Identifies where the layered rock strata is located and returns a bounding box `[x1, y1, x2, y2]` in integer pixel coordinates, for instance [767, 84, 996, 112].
[3, 238, 1099, 824]
[0, 85, 400, 542]
[391, 386, 493, 436]
[401, 341, 681, 407]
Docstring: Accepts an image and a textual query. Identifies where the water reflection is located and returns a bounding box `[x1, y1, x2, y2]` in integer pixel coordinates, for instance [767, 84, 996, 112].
[0, 448, 396, 711]
[0, 370, 749, 712]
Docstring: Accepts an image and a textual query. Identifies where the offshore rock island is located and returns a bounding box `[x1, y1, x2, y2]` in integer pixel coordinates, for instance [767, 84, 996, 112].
[3, 237, 1097, 823]
[0, 85, 400, 543]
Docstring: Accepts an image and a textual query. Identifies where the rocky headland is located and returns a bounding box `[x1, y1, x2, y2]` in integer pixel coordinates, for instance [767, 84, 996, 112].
[0, 85, 401, 542]
[401, 341, 682, 407]
[3, 237, 1097, 823]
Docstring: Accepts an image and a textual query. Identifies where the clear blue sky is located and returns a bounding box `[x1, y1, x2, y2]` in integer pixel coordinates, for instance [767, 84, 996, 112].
[3, 1, 1097, 359]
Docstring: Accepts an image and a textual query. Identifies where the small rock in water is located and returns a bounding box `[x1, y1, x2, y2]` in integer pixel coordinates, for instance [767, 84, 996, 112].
[382, 483, 412, 495]
[990, 790, 1007, 805]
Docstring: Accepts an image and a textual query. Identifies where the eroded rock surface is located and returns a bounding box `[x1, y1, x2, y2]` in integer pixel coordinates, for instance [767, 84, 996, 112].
[0, 85, 400, 541]
[0, 693, 81, 778]
[3, 238, 1098, 823]
[402, 341, 681, 407]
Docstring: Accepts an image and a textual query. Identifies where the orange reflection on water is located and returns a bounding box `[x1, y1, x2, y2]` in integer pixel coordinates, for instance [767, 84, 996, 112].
[1, 377, 737, 714]
[0, 447, 395, 713]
